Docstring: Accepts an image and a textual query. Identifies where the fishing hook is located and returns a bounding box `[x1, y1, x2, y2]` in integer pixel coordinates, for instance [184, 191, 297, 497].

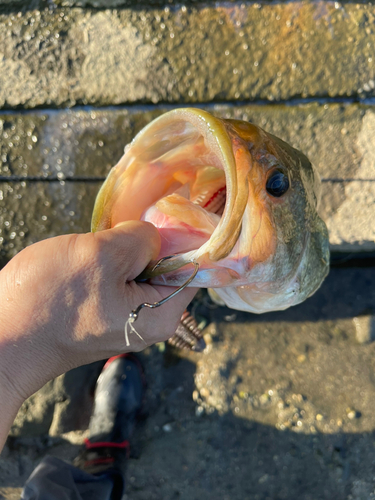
[124, 258, 199, 347]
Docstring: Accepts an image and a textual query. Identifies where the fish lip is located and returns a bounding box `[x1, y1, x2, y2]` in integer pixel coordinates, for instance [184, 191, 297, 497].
[129, 108, 248, 281]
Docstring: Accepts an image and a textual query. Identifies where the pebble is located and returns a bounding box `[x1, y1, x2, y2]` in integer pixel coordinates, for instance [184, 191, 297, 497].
[195, 406, 205, 417]
[259, 393, 270, 405]
[203, 333, 213, 344]
[258, 474, 269, 484]
[200, 387, 210, 398]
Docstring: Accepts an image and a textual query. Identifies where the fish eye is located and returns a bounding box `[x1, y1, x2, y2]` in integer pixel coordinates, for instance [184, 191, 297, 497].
[266, 169, 290, 198]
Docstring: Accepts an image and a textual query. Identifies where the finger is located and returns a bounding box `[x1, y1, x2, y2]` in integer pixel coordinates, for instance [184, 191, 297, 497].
[141, 284, 199, 341]
[153, 284, 198, 317]
[95, 220, 162, 281]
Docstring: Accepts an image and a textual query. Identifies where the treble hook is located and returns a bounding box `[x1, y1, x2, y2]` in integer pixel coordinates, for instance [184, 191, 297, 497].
[124, 258, 199, 347]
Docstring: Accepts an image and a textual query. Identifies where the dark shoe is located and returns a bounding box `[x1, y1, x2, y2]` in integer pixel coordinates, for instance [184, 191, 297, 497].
[74, 353, 145, 474]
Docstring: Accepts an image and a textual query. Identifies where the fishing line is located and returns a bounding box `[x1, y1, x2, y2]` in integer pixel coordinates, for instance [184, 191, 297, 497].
[124, 258, 199, 347]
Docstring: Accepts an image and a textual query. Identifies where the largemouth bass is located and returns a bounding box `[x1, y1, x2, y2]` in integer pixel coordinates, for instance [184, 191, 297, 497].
[92, 108, 329, 315]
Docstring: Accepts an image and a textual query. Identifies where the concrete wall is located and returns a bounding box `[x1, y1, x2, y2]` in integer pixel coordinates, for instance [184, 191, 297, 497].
[1, 1, 374, 261]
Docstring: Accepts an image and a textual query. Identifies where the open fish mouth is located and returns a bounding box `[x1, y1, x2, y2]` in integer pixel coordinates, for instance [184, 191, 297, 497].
[92, 108, 250, 285]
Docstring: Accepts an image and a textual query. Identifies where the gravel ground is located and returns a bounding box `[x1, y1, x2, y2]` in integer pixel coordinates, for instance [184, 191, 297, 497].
[1, 266, 375, 499]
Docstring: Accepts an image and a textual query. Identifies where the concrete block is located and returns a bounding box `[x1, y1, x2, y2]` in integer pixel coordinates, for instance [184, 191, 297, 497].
[0, 109, 161, 178]
[1, 3, 375, 107]
[0, 181, 99, 265]
[0, 114, 48, 178]
[323, 110, 375, 251]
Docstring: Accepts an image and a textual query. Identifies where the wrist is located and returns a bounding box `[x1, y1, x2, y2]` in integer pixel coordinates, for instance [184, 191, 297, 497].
[0, 371, 22, 450]
[0, 259, 67, 405]
[0, 316, 28, 450]
[0, 299, 65, 450]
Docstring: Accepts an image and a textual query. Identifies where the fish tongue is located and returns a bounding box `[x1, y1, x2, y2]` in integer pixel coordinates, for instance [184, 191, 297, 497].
[156, 193, 220, 232]
[142, 193, 220, 258]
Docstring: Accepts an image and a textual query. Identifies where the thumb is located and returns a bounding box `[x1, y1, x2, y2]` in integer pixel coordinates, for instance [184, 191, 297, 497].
[97, 220, 162, 281]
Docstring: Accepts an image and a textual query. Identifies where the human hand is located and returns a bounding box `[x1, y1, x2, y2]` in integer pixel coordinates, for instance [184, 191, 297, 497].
[0, 221, 197, 448]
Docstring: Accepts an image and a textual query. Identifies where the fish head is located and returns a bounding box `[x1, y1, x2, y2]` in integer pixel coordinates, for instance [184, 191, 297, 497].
[92, 108, 329, 314]
[212, 118, 330, 312]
